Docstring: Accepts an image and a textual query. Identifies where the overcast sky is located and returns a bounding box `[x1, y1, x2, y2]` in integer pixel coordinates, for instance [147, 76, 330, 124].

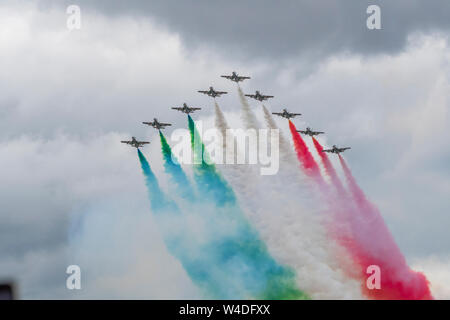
[0, 1, 449, 299]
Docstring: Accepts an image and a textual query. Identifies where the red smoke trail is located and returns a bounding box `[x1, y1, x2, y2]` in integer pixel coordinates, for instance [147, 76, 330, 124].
[338, 155, 433, 300]
[288, 121, 323, 181]
[289, 121, 432, 299]
[310, 137, 355, 251]
[312, 137, 347, 195]
[309, 138, 362, 280]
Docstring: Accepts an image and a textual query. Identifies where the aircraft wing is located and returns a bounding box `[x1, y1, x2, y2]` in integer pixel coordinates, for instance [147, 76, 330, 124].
[121, 141, 132, 144]
[314, 131, 325, 134]
[245, 94, 256, 99]
[262, 95, 274, 99]
[160, 123, 172, 127]
[220, 75, 232, 79]
[339, 147, 351, 152]
[138, 142, 150, 146]
[172, 107, 182, 111]
[191, 107, 201, 110]
[217, 91, 228, 94]
[198, 90, 209, 94]
[298, 130, 307, 134]
[291, 113, 302, 116]
[322, 149, 332, 153]
[272, 112, 283, 116]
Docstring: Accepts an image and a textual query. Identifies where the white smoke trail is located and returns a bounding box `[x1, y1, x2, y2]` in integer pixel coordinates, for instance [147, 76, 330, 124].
[262, 105, 295, 163]
[214, 101, 234, 165]
[238, 86, 262, 130]
[214, 96, 363, 299]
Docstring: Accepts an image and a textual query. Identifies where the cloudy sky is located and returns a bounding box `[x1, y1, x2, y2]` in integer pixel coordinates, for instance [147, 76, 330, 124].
[0, 1, 449, 299]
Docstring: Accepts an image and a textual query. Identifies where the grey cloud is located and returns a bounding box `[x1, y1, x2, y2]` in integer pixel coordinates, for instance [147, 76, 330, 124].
[37, 0, 450, 60]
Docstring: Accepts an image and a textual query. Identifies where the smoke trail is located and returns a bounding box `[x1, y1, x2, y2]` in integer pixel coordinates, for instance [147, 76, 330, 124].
[188, 114, 236, 206]
[214, 101, 228, 148]
[159, 130, 196, 200]
[138, 148, 265, 298]
[312, 137, 346, 194]
[238, 86, 260, 130]
[338, 155, 433, 300]
[214, 101, 237, 165]
[186, 114, 308, 299]
[287, 129, 432, 299]
[233, 94, 431, 299]
[215, 99, 363, 299]
[288, 120, 324, 184]
[138, 149, 177, 212]
[339, 157, 371, 211]
[262, 105, 293, 160]
[138, 149, 219, 296]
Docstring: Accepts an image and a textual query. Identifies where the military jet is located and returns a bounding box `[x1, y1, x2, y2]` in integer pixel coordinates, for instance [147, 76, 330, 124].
[121, 137, 150, 149]
[245, 90, 274, 101]
[297, 127, 324, 137]
[198, 86, 228, 98]
[322, 145, 351, 154]
[171, 103, 202, 114]
[143, 118, 172, 130]
[221, 71, 251, 83]
[272, 108, 301, 119]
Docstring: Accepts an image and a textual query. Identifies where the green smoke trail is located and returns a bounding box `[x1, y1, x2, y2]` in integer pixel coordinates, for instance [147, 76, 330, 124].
[159, 130, 196, 200]
[187, 114, 235, 206]
[139, 148, 289, 299]
[137, 149, 227, 297]
[138, 148, 176, 212]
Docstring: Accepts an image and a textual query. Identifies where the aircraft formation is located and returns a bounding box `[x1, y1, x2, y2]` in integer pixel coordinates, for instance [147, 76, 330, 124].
[121, 71, 350, 154]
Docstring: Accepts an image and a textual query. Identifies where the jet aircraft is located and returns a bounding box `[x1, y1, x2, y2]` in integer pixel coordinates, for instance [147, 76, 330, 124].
[245, 90, 274, 101]
[171, 103, 202, 114]
[143, 118, 172, 130]
[272, 108, 301, 119]
[198, 86, 228, 98]
[221, 71, 251, 83]
[121, 137, 150, 149]
[322, 145, 351, 154]
[297, 127, 324, 137]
